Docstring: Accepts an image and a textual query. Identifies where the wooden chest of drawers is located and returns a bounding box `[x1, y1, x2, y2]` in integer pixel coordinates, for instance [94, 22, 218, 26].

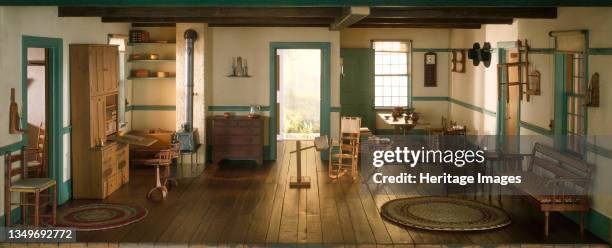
[212, 116, 263, 165]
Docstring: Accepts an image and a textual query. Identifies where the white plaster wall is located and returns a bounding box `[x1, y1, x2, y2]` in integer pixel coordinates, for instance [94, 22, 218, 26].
[0, 6, 129, 215]
[208, 27, 341, 142]
[516, 7, 612, 219]
[450, 7, 612, 219]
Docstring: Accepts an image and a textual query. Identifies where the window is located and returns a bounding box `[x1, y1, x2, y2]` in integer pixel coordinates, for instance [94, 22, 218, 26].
[373, 41, 411, 108]
[566, 52, 586, 154]
[108, 34, 128, 128]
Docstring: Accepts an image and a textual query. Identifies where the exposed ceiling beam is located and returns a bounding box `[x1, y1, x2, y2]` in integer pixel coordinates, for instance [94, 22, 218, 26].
[330, 7, 370, 30]
[351, 23, 482, 29]
[359, 18, 514, 25]
[369, 7, 557, 19]
[59, 7, 342, 18]
[102, 17, 334, 25]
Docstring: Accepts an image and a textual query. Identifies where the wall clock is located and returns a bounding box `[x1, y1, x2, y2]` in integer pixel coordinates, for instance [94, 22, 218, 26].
[424, 52, 437, 87]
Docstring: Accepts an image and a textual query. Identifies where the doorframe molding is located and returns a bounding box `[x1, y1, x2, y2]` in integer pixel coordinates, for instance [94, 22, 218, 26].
[269, 42, 331, 160]
[496, 43, 521, 143]
[21, 35, 70, 204]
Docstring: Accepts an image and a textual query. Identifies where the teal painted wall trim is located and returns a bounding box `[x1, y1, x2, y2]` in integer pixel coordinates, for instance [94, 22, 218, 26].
[22, 35, 69, 205]
[519, 121, 553, 136]
[62, 126, 71, 134]
[0, 141, 25, 154]
[5, 0, 608, 6]
[563, 210, 611, 243]
[330, 106, 341, 112]
[128, 105, 176, 111]
[269, 42, 331, 161]
[529, 48, 555, 54]
[207, 105, 271, 112]
[587, 48, 612, 55]
[0, 208, 22, 227]
[413, 96, 449, 101]
[449, 98, 496, 117]
[586, 142, 612, 161]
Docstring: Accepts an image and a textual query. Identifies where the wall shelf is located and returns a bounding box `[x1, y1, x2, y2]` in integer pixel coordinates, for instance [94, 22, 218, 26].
[127, 77, 176, 80]
[128, 42, 176, 46]
[128, 59, 176, 63]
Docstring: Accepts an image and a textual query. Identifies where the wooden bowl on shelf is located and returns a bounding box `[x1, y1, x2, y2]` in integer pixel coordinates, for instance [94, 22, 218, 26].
[132, 69, 150, 78]
[148, 53, 159, 60]
[156, 71, 170, 78]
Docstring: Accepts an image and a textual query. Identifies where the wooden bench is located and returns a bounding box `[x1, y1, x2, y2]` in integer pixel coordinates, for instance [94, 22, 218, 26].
[498, 143, 593, 237]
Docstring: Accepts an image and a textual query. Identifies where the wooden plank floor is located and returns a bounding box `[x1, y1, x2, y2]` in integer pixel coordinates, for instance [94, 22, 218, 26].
[69, 141, 607, 245]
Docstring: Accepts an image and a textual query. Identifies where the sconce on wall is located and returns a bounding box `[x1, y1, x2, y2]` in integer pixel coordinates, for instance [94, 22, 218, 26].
[228, 56, 251, 78]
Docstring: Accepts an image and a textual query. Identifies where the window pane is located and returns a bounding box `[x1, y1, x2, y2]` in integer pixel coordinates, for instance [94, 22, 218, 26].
[373, 41, 410, 107]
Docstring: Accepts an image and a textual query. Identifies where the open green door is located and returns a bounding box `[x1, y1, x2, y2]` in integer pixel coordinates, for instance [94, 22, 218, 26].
[340, 48, 375, 132]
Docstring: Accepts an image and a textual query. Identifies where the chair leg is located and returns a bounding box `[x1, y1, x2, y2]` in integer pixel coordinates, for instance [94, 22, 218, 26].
[34, 191, 40, 227]
[544, 211, 550, 237]
[21, 193, 26, 225]
[5, 191, 10, 227]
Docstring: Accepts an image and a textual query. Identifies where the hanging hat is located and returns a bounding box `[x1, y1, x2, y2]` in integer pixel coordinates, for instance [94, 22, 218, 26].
[482, 42, 492, 68]
[468, 42, 481, 66]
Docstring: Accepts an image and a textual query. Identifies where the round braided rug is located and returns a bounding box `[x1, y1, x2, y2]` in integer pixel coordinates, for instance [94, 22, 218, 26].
[381, 197, 511, 231]
[57, 204, 148, 231]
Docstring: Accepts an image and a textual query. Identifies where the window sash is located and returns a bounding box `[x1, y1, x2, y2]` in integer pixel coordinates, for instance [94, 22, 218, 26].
[373, 41, 410, 108]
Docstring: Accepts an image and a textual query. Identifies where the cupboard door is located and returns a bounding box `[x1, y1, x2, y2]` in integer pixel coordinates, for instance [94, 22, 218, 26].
[88, 47, 100, 96]
[90, 97, 106, 147]
[103, 47, 118, 93]
[95, 47, 106, 96]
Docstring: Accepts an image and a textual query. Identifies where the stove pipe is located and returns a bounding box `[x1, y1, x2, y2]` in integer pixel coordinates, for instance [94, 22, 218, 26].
[177, 29, 199, 152]
[183, 29, 197, 131]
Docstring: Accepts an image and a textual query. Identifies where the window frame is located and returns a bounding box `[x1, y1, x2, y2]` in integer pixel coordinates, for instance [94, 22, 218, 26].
[371, 39, 412, 110]
[108, 34, 129, 128]
[565, 52, 587, 155]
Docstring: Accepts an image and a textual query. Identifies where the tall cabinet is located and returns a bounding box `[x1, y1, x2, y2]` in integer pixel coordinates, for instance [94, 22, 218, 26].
[70, 44, 129, 199]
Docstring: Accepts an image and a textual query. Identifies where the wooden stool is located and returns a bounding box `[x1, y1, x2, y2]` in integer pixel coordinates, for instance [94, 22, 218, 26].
[4, 149, 57, 227]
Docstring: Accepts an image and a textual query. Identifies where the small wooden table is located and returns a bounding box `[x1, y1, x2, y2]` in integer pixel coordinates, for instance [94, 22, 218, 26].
[378, 113, 417, 135]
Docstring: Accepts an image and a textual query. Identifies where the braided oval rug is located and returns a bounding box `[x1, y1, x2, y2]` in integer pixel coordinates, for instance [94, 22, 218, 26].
[381, 196, 511, 231]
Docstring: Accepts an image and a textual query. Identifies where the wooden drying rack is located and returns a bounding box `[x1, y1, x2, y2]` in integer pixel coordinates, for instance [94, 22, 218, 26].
[497, 40, 540, 102]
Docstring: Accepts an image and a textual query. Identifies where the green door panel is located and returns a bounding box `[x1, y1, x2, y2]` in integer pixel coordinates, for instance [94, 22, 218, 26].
[340, 48, 375, 132]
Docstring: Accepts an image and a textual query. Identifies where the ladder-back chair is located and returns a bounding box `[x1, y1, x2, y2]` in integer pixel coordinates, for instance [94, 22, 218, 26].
[3, 149, 57, 227]
[329, 117, 361, 181]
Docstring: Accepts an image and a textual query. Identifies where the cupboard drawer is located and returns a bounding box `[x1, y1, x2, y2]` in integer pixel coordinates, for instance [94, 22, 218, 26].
[237, 120, 262, 127]
[214, 136, 261, 145]
[214, 145, 262, 158]
[213, 120, 238, 127]
[214, 127, 262, 136]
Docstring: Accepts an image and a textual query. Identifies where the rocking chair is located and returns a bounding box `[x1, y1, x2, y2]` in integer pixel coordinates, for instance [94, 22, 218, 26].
[328, 117, 361, 181]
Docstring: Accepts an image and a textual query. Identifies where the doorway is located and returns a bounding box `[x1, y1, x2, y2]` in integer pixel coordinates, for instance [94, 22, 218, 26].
[21, 36, 69, 203]
[496, 45, 521, 152]
[269, 42, 331, 160]
[25, 47, 50, 176]
[277, 49, 321, 140]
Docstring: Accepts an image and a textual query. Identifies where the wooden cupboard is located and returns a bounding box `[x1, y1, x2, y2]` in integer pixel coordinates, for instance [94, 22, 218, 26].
[70, 44, 128, 199]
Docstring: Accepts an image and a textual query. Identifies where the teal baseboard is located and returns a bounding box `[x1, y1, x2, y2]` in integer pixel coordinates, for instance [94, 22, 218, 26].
[0, 208, 22, 226]
[563, 210, 611, 243]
